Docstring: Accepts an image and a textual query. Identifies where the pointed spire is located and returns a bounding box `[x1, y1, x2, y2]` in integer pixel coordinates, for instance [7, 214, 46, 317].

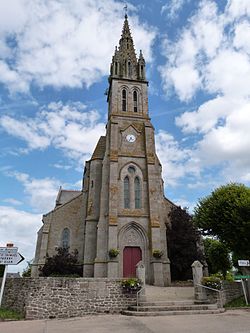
[119, 15, 136, 58]
[109, 15, 146, 81]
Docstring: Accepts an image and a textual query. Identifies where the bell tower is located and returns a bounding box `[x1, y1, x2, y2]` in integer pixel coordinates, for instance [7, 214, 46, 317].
[87, 15, 171, 285]
[32, 15, 172, 285]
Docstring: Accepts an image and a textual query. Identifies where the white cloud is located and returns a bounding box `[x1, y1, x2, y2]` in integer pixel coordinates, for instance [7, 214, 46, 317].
[0, 101, 106, 163]
[0, 0, 156, 93]
[172, 197, 195, 212]
[198, 103, 250, 164]
[52, 163, 72, 170]
[166, 64, 201, 101]
[176, 96, 241, 134]
[159, 0, 250, 185]
[2, 198, 23, 206]
[226, 0, 250, 19]
[233, 21, 250, 54]
[205, 49, 250, 97]
[0, 205, 41, 272]
[155, 130, 196, 186]
[5, 171, 60, 213]
[2, 169, 83, 213]
[161, 0, 188, 20]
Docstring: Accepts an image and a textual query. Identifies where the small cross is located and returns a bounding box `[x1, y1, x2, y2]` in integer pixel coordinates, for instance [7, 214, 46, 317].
[124, 3, 128, 18]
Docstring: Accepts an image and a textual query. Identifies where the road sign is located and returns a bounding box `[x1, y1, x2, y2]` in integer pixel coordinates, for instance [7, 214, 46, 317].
[234, 275, 250, 279]
[0, 244, 25, 307]
[238, 260, 250, 267]
[0, 252, 24, 265]
[0, 247, 18, 255]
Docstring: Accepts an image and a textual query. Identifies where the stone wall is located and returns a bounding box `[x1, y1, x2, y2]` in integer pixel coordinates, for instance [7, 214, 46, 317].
[206, 281, 243, 305]
[1, 277, 136, 319]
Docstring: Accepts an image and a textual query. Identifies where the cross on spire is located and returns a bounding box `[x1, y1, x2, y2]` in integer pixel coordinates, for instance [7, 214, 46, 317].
[123, 3, 128, 18]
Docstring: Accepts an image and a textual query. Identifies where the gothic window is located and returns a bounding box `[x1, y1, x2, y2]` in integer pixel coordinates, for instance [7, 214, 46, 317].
[124, 176, 130, 208]
[128, 61, 131, 76]
[122, 89, 127, 112]
[128, 166, 136, 174]
[141, 65, 144, 78]
[133, 91, 138, 112]
[61, 228, 70, 249]
[134, 177, 141, 209]
[115, 62, 118, 75]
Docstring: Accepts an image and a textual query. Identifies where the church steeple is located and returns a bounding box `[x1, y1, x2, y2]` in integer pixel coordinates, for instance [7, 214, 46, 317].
[109, 15, 146, 81]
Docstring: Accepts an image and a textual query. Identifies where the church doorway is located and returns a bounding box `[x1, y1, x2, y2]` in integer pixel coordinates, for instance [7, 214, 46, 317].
[123, 246, 142, 277]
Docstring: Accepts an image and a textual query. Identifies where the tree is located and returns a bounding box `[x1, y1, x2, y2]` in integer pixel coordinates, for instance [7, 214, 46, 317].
[167, 206, 204, 281]
[193, 183, 250, 258]
[203, 238, 231, 277]
[40, 247, 82, 277]
[22, 261, 32, 277]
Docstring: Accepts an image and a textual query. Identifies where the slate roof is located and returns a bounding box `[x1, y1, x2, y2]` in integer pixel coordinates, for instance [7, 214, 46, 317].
[91, 136, 106, 160]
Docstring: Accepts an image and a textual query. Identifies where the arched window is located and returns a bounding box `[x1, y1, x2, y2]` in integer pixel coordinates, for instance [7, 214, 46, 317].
[134, 177, 141, 209]
[141, 65, 144, 78]
[133, 91, 138, 112]
[128, 166, 136, 174]
[122, 89, 127, 112]
[124, 176, 130, 208]
[128, 61, 131, 76]
[61, 228, 70, 249]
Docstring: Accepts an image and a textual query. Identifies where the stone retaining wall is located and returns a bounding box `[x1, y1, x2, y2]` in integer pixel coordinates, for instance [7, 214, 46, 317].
[1, 278, 136, 319]
[206, 281, 243, 305]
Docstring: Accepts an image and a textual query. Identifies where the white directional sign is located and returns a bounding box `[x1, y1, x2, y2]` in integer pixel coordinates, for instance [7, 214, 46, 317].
[238, 260, 250, 267]
[0, 247, 18, 255]
[0, 247, 24, 265]
[0, 244, 25, 307]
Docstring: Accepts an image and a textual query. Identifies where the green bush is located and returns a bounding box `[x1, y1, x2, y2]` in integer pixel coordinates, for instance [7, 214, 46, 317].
[121, 278, 142, 291]
[225, 296, 250, 308]
[0, 308, 23, 320]
[39, 247, 82, 277]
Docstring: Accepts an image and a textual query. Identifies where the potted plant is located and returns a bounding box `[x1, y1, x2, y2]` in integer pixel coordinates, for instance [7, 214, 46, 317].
[121, 278, 142, 293]
[152, 249, 163, 258]
[108, 248, 119, 258]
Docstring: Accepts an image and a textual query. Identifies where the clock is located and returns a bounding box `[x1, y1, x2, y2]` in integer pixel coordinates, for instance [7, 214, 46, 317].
[126, 134, 136, 143]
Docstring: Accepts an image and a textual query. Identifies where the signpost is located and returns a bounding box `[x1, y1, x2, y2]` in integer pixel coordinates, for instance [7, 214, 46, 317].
[238, 260, 250, 267]
[0, 244, 24, 307]
[236, 259, 250, 305]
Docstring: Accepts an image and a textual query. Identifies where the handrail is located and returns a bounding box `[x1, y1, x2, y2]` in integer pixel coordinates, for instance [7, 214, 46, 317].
[195, 283, 224, 308]
[136, 286, 145, 311]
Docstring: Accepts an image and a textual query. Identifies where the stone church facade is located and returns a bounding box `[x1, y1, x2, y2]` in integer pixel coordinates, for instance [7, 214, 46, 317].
[32, 16, 175, 286]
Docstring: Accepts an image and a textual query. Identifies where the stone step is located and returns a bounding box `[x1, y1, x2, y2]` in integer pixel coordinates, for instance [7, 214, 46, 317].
[138, 300, 196, 306]
[122, 308, 225, 317]
[128, 303, 218, 312]
[144, 286, 194, 301]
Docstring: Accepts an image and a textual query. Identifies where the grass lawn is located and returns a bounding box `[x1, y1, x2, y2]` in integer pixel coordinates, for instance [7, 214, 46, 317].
[0, 308, 24, 321]
[225, 296, 250, 308]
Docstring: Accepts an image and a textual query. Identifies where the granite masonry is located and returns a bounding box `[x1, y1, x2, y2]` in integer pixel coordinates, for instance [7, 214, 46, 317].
[1, 277, 137, 319]
[31, 15, 174, 286]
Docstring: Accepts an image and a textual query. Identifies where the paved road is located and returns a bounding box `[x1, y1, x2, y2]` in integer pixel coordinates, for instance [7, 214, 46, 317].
[1, 310, 250, 333]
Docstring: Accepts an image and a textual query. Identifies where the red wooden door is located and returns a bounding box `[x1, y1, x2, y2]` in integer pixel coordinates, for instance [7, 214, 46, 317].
[123, 247, 142, 277]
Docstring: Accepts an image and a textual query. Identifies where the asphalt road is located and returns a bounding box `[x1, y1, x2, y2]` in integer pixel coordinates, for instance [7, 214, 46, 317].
[0, 310, 250, 333]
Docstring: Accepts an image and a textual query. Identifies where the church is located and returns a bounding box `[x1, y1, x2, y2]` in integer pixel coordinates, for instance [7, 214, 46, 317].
[31, 15, 175, 286]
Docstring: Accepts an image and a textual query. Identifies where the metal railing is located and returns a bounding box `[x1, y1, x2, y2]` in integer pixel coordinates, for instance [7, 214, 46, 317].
[195, 283, 224, 308]
[136, 286, 145, 311]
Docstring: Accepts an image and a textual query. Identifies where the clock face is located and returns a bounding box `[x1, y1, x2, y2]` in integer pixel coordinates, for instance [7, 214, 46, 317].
[126, 134, 136, 143]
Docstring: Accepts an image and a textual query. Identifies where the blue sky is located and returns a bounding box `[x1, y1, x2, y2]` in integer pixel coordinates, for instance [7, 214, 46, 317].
[1, 0, 250, 273]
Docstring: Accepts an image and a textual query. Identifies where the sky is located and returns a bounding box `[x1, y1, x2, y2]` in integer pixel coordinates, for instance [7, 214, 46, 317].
[0, 0, 250, 273]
